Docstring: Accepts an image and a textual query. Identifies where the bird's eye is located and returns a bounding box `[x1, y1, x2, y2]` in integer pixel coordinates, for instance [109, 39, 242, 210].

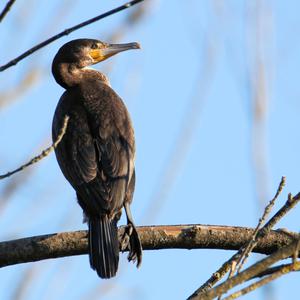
[91, 43, 98, 49]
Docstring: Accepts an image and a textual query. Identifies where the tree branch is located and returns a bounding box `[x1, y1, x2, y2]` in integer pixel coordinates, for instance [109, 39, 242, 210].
[0, 224, 298, 268]
[222, 261, 300, 300]
[188, 188, 300, 299]
[0, 115, 69, 180]
[235, 176, 286, 273]
[0, 0, 144, 72]
[197, 237, 300, 300]
[0, 0, 16, 22]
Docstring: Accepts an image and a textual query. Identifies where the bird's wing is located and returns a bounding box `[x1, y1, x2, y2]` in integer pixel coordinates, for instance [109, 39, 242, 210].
[53, 86, 135, 214]
[53, 103, 97, 186]
[89, 84, 135, 212]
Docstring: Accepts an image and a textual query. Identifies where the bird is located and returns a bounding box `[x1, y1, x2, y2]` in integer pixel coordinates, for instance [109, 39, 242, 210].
[51, 38, 142, 279]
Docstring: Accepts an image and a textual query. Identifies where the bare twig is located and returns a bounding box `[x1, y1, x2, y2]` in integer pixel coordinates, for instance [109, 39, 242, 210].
[187, 189, 300, 299]
[196, 238, 300, 300]
[235, 176, 286, 273]
[0, 115, 69, 180]
[187, 252, 240, 300]
[251, 262, 300, 279]
[0, 0, 16, 22]
[0, 0, 144, 72]
[262, 192, 300, 230]
[223, 261, 300, 300]
[0, 224, 298, 268]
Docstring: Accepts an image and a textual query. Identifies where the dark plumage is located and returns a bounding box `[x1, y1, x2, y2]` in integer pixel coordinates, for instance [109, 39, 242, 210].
[52, 38, 142, 278]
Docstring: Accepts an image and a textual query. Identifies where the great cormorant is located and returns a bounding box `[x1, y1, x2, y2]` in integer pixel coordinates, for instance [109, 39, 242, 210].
[52, 38, 142, 279]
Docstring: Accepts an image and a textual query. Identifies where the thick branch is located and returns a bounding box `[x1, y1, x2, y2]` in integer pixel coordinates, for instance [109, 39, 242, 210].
[0, 224, 298, 268]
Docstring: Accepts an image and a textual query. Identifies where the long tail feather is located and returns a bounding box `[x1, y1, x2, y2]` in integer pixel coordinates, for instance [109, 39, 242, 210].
[88, 216, 119, 278]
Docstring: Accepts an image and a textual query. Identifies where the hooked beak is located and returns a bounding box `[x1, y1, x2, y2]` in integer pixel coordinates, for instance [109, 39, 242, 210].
[90, 42, 141, 63]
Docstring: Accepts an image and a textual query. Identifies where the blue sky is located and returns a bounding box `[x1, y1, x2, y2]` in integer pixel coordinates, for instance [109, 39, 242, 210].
[0, 1, 300, 299]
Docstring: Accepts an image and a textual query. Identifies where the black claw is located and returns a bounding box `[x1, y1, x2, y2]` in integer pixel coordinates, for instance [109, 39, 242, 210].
[120, 226, 131, 251]
[120, 223, 142, 267]
[123, 202, 142, 267]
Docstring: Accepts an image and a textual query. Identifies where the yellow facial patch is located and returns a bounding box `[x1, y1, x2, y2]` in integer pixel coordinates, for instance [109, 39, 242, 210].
[89, 49, 104, 62]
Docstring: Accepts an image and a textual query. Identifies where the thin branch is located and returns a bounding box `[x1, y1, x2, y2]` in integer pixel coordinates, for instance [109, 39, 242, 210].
[0, 224, 298, 268]
[261, 192, 300, 230]
[235, 176, 286, 273]
[187, 252, 240, 300]
[187, 189, 300, 299]
[223, 261, 300, 300]
[196, 237, 300, 300]
[0, 0, 144, 72]
[251, 262, 300, 279]
[0, 0, 16, 22]
[0, 115, 69, 180]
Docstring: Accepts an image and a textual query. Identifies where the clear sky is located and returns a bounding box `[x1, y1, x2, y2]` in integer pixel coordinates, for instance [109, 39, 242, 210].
[0, 1, 300, 299]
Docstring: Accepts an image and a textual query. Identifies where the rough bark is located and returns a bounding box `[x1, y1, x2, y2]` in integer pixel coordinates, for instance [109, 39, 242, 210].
[0, 224, 298, 268]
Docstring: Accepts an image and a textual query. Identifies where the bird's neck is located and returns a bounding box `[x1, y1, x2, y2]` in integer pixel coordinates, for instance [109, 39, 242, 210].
[52, 62, 79, 89]
[81, 69, 111, 87]
[52, 62, 110, 89]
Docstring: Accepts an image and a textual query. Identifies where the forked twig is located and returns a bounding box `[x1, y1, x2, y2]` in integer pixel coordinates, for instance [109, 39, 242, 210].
[197, 237, 300, 300]
[223, 248, 300, 300]
[235, 176, 286, 273]
[187, 182, 300, 300]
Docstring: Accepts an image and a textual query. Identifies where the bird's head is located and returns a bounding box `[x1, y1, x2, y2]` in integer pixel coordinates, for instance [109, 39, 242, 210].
[53, 38, 141, 69]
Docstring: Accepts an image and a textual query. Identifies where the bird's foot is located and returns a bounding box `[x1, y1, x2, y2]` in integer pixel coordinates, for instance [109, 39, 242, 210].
[120, 223, 142, 268]
[120, 225, 131, 251]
